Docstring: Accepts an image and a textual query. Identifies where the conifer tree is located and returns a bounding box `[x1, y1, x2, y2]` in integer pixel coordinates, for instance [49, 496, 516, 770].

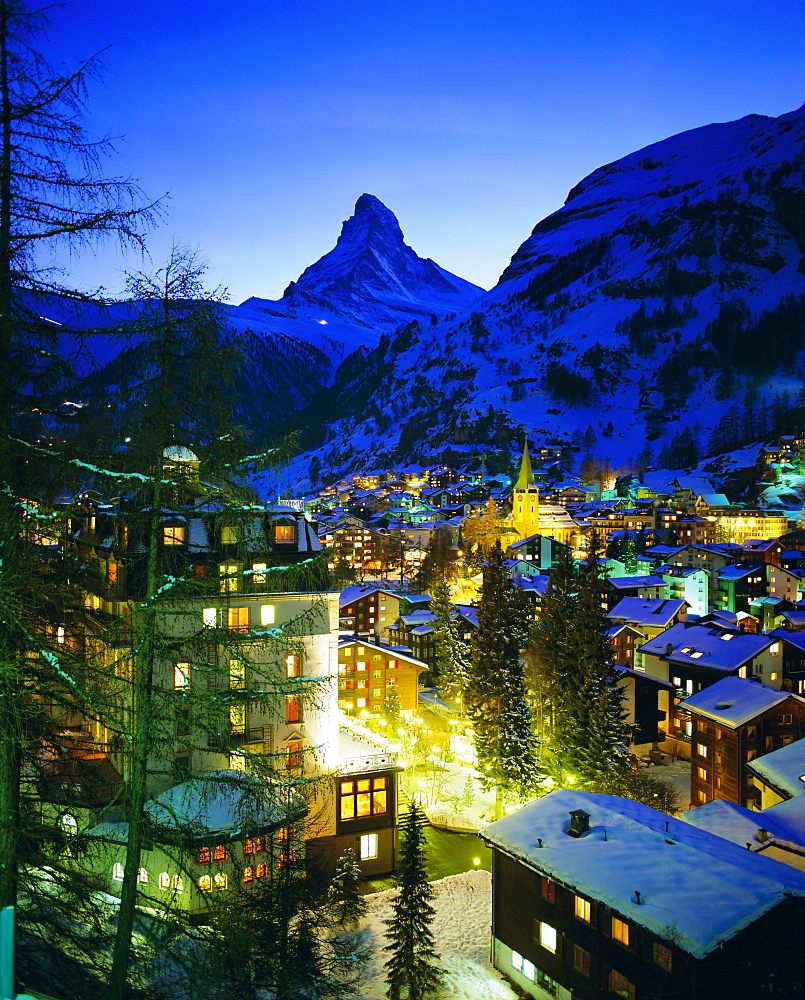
[465, 541, 539, 807]
[530, 535, 629, 785]
[383, 802, 443, 1000]
[429, 576, 470, 710]
[326, 847, 367, 930]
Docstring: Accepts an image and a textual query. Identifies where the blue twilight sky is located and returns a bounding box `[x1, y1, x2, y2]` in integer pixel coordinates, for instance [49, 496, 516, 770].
[45, 0, 805, 305]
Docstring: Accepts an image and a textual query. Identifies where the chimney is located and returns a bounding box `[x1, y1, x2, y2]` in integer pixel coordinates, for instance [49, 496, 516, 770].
[757, 828, 770, 843]
[568, 809, 590, 838]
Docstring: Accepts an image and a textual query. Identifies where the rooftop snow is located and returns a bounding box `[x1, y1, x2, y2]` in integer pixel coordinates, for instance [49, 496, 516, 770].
[680, 676, 793, 728]
[640, 621, 771, 671]
[746, 740, 805, 800]
[607, 597, 687, 627]
[481, 789, 805, 959]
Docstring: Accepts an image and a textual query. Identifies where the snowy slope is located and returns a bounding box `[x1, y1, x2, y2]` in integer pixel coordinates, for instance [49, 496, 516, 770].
[285, 104, 805, 492]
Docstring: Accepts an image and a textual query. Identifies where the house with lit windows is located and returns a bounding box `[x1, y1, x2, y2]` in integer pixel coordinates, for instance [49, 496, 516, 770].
[481, 789, 805, 1000]
[338, 587, 409, 638]
[337, 637, 427, 716]
[638, 622, 779, 751]
[83, 770, 306, 920]
[679, 676, 805, 809]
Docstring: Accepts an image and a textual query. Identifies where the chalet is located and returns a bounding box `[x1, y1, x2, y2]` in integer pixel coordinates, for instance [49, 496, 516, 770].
[606, 624, 644, 670]
[715, 562, 767, 615]
[714, 510, 789, 545]
[656, 565, 709, 617]
[767, 564, 802, 602]
[337, 637, 427, 716]
[656, 510, 715, 546]
[639, 623, 778, 747]
[481, 789, 805, 1000]
[742, 538, 786, 565]
[766, 629, 805, 695]
[613, 665, 670, 750]
[604, 576, 666, 612]
[606, 597, 688, 647]
[680, 676, 805, 809]
[338, 587, 408, 638]
[82, 771, 306, 920]
[506, 533, 570, 571]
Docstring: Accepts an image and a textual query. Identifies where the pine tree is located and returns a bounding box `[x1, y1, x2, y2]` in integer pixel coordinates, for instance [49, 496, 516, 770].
[465, 541, 540, 807]
[326, 847, 367, 930]
[429, 577, 470, 710]
[537, 535, 630, 785]
[383, 802, 443, 1000]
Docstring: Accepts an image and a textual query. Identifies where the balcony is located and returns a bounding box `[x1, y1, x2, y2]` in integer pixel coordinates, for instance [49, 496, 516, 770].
[338, 750, 398, 775]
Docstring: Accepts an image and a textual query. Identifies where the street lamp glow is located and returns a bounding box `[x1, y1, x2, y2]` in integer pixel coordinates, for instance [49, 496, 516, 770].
[472, 857, 481, 866]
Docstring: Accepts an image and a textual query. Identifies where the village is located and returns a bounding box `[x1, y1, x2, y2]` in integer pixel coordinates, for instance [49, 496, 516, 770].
[26, 434, 805, 1000]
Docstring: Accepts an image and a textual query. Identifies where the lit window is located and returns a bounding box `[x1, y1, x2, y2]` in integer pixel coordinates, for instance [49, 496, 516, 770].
[275, 523, 296, 544]
[243, 866, 254, 883]
[159, 872, 171, 890]
[287, 739, 303, 768]
[697, 766, 708, 781]
[286, 697, 301, 724]
[286, 654, 301, 678]
[213, 845, 228, 862]
[339, 776, 387, 820]
[356, 661, 368, 671]
[252, 563, 267, 586]
[244, 839, 254, 855]
[771, 643, 781, 656]
[539, 921, 557, 953]
[221, 525, 240, 545]
[163, 524, 186, 545]
[511, 950, 523, 972]
[575, 895, 591, 921]
[228, 606, 249, 632]
[229, 659, 245, 689]
[219, 563, 240, 593]
[113, 862, 124, 881]
[360, 833, 378, 859]
[202, 607, 217, 628]
[256, 862, 268, 879]
[612, 916, 630, 946]
[198, 847, 211, 864]
[522, 959, 535, 981]
[213, 872, 228, 891]
[198, 875, 211, 891]
[138, 868, 148, 884]
[696, 744, 708, 758]
[260, 604, 276, 626]
[356, 697, 367, 708]
[174, 662, 190, 689]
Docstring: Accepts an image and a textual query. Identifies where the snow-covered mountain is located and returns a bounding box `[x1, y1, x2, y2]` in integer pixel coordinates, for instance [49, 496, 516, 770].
[238, 193, 484, 335]
[284, 104, 805, 492]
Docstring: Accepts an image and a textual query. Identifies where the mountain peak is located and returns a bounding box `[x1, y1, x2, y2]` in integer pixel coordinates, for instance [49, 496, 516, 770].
[279, 194, 483, 328]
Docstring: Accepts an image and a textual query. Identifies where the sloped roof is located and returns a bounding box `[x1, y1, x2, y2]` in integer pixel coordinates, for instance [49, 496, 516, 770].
[607, 597, 687, 627]
[746, 739, 805, 800]
[640, 621, 772, 671]
[481, 789, 805, 959]
[680, 676, 793, 728]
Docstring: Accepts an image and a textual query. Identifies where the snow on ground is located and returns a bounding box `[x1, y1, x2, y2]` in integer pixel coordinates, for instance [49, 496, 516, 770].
[357, 869, 516, 1000]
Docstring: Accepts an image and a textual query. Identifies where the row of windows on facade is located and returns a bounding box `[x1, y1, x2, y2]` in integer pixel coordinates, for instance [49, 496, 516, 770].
[339, 776, 387, 821]
[538, 878, 672, 964]
[511, 947, 643, 1000]
[162, 524, 297, 547]
[339, 678, 398, 692]
[173, 653, 301, 690]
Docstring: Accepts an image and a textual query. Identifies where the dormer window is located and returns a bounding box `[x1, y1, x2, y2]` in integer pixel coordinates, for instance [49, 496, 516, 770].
[274, 522, 296, 545]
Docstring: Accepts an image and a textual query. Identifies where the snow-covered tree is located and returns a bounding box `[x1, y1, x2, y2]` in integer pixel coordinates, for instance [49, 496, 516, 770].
[326, 847, 367, 930]
[465, 542, 540, 807]
[429, 577, 470, 709]
[383, 802, 443, 1000]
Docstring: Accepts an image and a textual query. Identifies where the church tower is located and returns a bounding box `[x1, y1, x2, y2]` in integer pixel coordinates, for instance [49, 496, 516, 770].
[512, 440, 540, 538]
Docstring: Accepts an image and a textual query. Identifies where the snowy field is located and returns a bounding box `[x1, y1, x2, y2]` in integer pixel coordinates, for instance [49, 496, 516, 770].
[356, 870, 516, 1000]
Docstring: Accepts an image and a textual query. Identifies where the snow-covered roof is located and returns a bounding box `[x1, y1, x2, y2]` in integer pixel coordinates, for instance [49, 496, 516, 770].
[746, 740, 805, 800]
[607, 575, 666, 590]
[640, 621, 772, 670]
[481, 789, 805, 959]
[144, 770, 305, 839]
[680, 676, 794, 728]
[681, 797, 805, 853]
[607, 597, 687, 627]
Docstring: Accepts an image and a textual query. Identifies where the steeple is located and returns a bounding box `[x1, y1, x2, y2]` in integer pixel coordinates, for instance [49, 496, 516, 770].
[514, 440, 535, 491]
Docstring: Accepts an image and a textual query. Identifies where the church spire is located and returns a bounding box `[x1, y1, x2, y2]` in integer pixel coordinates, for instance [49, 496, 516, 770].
[514, 439, 535, 491]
